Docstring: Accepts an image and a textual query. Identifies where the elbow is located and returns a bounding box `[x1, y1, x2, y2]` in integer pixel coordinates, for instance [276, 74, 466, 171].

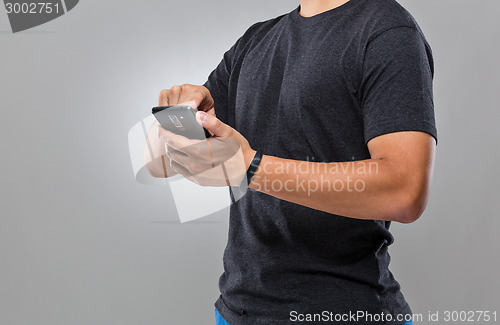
[395, 204, 425, 224]
[390, 189, 430, 224]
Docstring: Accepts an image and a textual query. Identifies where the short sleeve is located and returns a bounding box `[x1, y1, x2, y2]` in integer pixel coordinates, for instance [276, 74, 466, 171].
[203, 39, 241, 125]
[361, 26, 437, 144]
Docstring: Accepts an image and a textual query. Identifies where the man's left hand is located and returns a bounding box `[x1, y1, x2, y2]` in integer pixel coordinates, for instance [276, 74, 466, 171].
[159, 111, 256, 187]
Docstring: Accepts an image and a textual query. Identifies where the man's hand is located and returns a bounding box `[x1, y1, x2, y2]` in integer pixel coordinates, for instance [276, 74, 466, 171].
[143, 120, 174, 178]
[143, 85, 215, 178]
[159, 111, 256, 187]
[157, 84, 215, 113]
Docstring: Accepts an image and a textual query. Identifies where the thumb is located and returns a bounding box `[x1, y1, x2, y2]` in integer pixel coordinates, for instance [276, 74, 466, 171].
[196, 111, 233, 138]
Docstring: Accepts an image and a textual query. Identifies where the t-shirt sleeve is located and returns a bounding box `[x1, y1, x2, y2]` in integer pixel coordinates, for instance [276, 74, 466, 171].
[203, 39, 241, 125]
[360, 26, 437, 144]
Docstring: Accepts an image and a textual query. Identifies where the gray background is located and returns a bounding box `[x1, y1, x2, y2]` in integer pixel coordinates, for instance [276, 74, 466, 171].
[1, 0, 499, 324]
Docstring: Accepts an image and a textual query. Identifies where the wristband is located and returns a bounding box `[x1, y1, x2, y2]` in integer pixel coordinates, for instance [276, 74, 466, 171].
[245, 151, 263, 186]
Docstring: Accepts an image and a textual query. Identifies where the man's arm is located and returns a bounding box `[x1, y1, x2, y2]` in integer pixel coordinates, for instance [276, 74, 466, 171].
[160, 93, 436, 224]
[248, 131, 436, 223]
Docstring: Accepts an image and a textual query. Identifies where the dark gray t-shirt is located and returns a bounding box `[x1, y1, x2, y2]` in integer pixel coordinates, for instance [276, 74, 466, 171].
[204, 0, 436, 324]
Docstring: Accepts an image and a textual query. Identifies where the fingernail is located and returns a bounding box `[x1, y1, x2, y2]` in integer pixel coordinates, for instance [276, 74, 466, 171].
[198, 111, 208, 122]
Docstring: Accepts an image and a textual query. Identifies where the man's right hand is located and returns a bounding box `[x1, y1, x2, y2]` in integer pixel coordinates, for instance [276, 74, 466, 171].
[157, 84, 214, 112]
[143, 84, 215, 178]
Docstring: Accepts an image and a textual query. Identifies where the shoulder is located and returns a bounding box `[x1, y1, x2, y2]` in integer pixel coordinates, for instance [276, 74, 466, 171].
[222, 13, 288, 65]
[354, 0, 426, 41]
[236, 13, 288, 46]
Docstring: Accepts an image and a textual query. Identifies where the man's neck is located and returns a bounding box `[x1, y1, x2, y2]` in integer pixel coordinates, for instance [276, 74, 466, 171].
[299, 0, 351, 17]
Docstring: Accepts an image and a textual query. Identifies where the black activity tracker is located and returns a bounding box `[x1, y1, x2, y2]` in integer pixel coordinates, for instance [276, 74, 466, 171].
[245, 151, 263, 186]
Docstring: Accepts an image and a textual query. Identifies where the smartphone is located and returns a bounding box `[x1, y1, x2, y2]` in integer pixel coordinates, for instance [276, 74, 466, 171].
[152, 105, 210, 140]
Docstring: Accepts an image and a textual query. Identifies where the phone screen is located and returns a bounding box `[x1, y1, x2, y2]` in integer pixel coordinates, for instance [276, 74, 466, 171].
[152, 105, 210, 140]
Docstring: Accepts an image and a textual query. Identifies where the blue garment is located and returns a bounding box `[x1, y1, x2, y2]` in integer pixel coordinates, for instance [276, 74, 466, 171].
[215, 308, 413, 325]
[215, 308, 231, 325]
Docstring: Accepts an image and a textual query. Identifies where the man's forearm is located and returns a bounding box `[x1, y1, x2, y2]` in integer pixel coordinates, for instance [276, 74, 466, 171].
[248, 155, 426, 223]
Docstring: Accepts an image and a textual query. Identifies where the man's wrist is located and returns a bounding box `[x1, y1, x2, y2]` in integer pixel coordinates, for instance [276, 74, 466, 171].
[245, 150, 263, 188]
[243, 147, 257, 170]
